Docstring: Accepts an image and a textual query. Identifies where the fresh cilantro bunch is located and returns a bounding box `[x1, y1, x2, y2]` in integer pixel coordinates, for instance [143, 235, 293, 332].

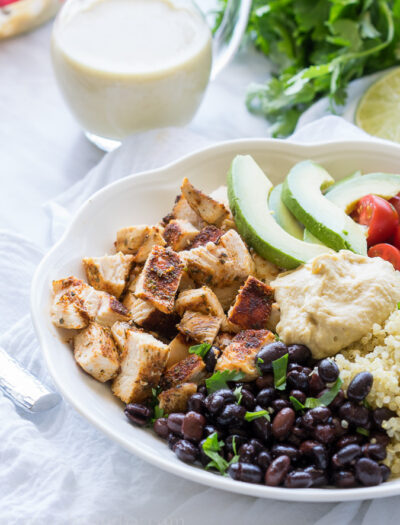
[215, 0, 400, 136]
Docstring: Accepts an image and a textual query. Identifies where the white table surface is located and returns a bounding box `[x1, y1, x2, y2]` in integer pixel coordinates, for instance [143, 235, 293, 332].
[0, 16, 270, 249]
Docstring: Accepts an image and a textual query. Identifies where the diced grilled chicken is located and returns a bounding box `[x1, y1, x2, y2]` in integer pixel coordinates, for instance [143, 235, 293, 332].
[112, 329, 169, 403]
[177, 311, 221, 344]
[95, 292, 130, 327]
[161, 354, 206, 389]
[181, 178, 230, 227]
[215, 329, 275, 381]
[158, 383, 197, 414]
[189, 225, 224, 249]
[123, 292, 178, 338]
[218, 230, 255, 282]
[175, 286, 225, 318]
[228, 276, 274, 330]
[266, 303, 281, 333]
[51, 277, 101, 329]
[214, 332, 235, 351]
[135, 246, 183, 314]
[163, 219, 199, 251]
[170, 194, 205, 229]
[110, 321, 135, 352]
[166, 334, 192, 368]
[209, 185, 230, 210]
[251, 252, 281, 285]
[178, 271, 196, 292]
[213, 283, 241, 311]
[115, 225, 166, 262]
[74, 322, 120, 382]
[82, 252, 134, 299]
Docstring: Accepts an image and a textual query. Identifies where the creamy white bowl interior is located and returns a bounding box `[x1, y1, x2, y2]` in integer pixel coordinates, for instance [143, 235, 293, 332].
[31, 138, 400, 502]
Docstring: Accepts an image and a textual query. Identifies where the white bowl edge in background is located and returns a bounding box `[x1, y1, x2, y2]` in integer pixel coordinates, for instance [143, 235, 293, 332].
[31, 137, 400, 502]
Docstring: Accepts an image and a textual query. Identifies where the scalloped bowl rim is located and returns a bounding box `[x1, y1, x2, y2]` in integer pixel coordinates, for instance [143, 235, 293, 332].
[31, 137, 400, 502]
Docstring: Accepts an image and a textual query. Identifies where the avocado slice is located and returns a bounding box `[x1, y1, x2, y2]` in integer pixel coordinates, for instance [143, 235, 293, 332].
[268, 184, 304, 240]
[281, 160, 367, 255]
[326, 172, 400, 213]
[227, 155, 331, 270]
[326, 170, 362, 193]
[303, 229, 325, 245]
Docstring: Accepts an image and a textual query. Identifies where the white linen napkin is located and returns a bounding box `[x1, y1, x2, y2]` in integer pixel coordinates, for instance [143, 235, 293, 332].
[2, 116, 400, 524]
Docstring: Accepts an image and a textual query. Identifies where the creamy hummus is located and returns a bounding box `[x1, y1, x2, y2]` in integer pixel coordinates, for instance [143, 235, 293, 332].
[271, 250, 400, 359]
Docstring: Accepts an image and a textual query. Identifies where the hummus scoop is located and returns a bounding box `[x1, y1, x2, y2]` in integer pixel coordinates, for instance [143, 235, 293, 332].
[271, 250, 400, 359]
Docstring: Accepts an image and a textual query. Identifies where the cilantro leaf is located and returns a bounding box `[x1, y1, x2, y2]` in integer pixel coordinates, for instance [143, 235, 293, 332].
[356, 426, 370, 437]
[233, 385, 243, 405]
[206, 370, 245, 394]
[272, 353, 289, 391]
[289, 395, 305, 412]
[202, 432, 228, 474]
[244, 409, 271, 422]
[305, 377, 343, 408]
[189, 343, 212, 359]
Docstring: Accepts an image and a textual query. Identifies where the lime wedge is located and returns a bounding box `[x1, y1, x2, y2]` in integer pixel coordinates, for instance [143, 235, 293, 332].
[356, 68, 400, 142]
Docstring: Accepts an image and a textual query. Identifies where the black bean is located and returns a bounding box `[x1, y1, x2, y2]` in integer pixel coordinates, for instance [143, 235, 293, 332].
[355, 457, 383, 486]
[251, 417, 272, 443]
[315, 424, 336, 444]
[286, 434, 302, 447]
[256, 388, 276, 409]
[336, 434, 363, 449]
[167, 413, 185, 435]
[318, 359, 339, 383]
[256, 374, 274, 390]
[153, 418, 169, 439]
[289, 389, 306, 404]
[203, 425, 221, 438]
[187, 393, 206, 414]
[257, 450, 272, 469]
[239, 443, 258, 464]
[370, 432, 390, 447]
[272, 408, 295, 440]
[329, 389, 345, 410]
[271, 444, 300, 463]
[287, 363, 303, 373]
[308, 406, 331, 424]
[199, 439, 212, 467]
[288, 344, 311, 364]
[362, 443, 387, 461]
[292, 425, 307, 441]
[300, 441, 328, 469]
[204, 346, 220, 373]
[339, 401, 369, 427]
[197, 385, 207, 396]
[271, 399, 291, 412]
[331, 417, 347, 438]
[302, 367, 312, 376]
[380, 464, 391, 482]
[333, 470, 357, 488]
[225, 434, 247, 454]
[217, 404, 246, 427]
[256, 342, 288, 373]
[332, 444, 362, 468]
[347, 372, 373, 402]
[304, 466, 327, 487]
[182, 411, 206, 442]
[240, 389, 256, 411]
[168, 433, 179, 450]
[227, 426, 248, 438]
[286, 370, 309, 392]
[174, 439, 198, 463]
[301, 411, 315, 430]
[284, 469, 313, 488]
[228, 462, 263, 483]
[372, 407, 396, 428]
[205, 390, 235, 415]
[248, 438, 264, 453]
[265, 455, 291, 486]
[124, 403, 153, 426]
[308, 373, 326, 395]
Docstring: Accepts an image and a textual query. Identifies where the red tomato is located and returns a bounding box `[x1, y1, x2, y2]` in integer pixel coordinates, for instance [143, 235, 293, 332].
[0, 0, 21, 6]
[368, 243, 400, 271]
[352, 194, 399, 246]
[391, 224, 400, 250]
[389, 194, 400, 219]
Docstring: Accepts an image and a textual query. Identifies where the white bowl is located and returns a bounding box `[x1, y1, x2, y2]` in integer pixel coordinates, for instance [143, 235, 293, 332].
[31, 138, 400, 502]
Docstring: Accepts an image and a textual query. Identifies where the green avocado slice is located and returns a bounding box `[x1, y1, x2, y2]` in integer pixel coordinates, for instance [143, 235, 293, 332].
[325, 172, 400, 213]
[227, 155, 331, 270]
[303, 229, 325, 245]
[281, 160, 367, 255]
[268, 184, 304, 240]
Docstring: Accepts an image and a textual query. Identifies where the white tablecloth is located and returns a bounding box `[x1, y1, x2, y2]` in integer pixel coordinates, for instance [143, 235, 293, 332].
[1, 13, 400, 525]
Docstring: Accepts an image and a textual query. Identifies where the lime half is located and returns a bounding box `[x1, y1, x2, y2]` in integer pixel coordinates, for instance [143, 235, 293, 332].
[356, 68, 400, 142]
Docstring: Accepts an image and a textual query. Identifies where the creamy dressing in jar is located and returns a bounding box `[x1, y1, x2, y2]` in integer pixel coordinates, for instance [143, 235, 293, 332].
[51, 0, 212, 149]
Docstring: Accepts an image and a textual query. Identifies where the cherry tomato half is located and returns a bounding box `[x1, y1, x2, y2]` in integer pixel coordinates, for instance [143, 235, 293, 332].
[352, 194, 399, 246]
[389, 194, 400, 218]
[0, 0, 21, 7]
[368, 243, 400, 271]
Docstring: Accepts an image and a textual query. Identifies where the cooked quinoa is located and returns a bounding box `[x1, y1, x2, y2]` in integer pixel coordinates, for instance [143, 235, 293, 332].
[335, 309, 400, 476]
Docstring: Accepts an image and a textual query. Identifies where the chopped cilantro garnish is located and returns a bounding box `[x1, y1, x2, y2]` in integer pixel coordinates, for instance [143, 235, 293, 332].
[356, 426, 370, 437]
[397, 301, 400, 310]
[257, 357, 264, 364]
[205, 370, 245, 394]
[189, 343, 212, 359]
[153, 405, 165, 420]
[305, 378, 343, 408]
[202, 432, 228, 474]
[233, 385, 243, 405]
[362, 399, 371, 409]
[274, 334, 281, 341]
[272, 353, 288, 391]
[289, 396, 305, 412]
[231, 436, 238, 456]
[244, 409, 271, 422]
